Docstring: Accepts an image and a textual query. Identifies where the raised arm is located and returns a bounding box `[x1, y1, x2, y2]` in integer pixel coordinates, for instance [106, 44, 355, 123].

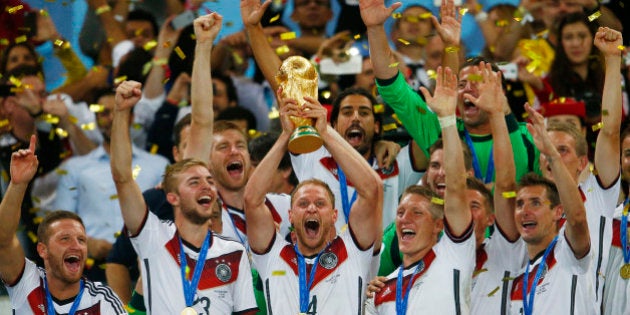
[303, 97, 383, 248]
[593, 27, 623, 187]
[241, 0, 282, 93]
[526, 104, 590, 258]
[243, 97, 296, 253]
[434, 0, 461, 73]
[0, 135, 37, 284]
[360, 0, 403, 80]
[143, 16, 183, 99]
[463, 62, 519, 240]
[420, 67, 471, 236]
[183, 13, 223, 162]
[111, 81, 146, 235]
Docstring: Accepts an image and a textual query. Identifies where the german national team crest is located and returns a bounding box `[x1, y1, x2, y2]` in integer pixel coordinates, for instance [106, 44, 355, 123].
[319, 252, 338, 270]
[216, 263, 232, 282]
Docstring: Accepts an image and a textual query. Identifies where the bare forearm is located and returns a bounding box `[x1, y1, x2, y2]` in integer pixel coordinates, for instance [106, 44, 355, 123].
[490, 113, 518, 239]
[0, 183, 28, 245]
[442, 123, 470, 234]
[366, 26, 398, 80]
[594, 55, 622, 185]
[246, 25, 282, 93]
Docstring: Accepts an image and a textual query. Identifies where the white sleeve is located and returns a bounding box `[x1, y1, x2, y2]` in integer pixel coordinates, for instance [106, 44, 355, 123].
[364, 297, 378, 315]
[130, 212, 173, 259]
[233, 247, 258, 312]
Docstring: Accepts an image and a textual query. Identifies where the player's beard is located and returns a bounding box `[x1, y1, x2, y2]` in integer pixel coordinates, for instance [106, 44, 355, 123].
[181, 204, 213, 226]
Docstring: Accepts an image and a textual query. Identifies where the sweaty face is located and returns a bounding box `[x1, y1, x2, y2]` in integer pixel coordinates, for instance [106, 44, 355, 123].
[457, 66, 490, 130]
[173, 165, 219, 225]
[5, 45, 37, 72]
[210, 129, 251, 191]
[395, 193, 442, 264]
[515, 186, 560, 247]
[561, 22, 593, 66]
[290, 184, 337, 255]
[425, 149, 446, 197]
[39, 219, 88, 285]
[334, 94, 378, 157]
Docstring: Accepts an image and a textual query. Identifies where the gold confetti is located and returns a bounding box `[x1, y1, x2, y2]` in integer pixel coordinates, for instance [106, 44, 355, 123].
[114, 231, 122, 238]
[420, 12, 433, 19]
[89, 104, 105, 113]
[431, 197, 444, 205]
[618, 45, 626, 51]
[81, 122, 96, 130]
[95, 4, 111, 15]
[382, 123, 398, 131]
[445, 46, 460, 53]
[143, 40, 158, 51]
[0, 119, 9, 128]
[417, 107, 427, 115]
[225, 21, 234, 27]
[280, 32, 296, 40]
[162, 77, 170, 84]
[232, 52, 244, 65]
[59, 151, 71, 159]
[132, 165, 141, 180]
[150, 144, 159, 154]
[109, 194, 118, 200]
[55, 169, 68, 175]
[132, 123, 143, 130]
[591, 122, 603, 131]
[496, 20, 509, 27]
[459, 8, 469, 16]
[269, 14, 280, 23]
[41, 114, 60, 124]
[392, 12, 402, 19]
[427, 69, 437, 80]
[55, 128, 68, 138]
[27, 231, 37, 243]
[467, 74, 483, 82]
[487, 286, 500, 297]
[86, 258, 94, 268]
[354, 34, 361, 40]
[0, 38, 9, 46]
[174, 46, 186, 59]
[522, 112, 529, 119]
[473, 268, 488, 277]
[502, 191, 517, 198]
[33, 217, 43, 225]
[587, 11, 601, 22]
[248, 129, 261, 138]
[6, 5, 24, 14]
[397, 38, 410, 45]
[602, 109, 609, 116]
[275, 45, 290, 55]
[321, 90, 331, 99]
[189, 34, 196, 40]
[535, 29, 549, 38]
[114, 75, 128, 85]
[142, 61, 153, 76]
[178, 100, 188, 107]
[272, 270, 286, 276]
[391, 114, 402, 125]
[39, 9, 49, 16]
[388, 62, 399, 68]
[29, 206, 40, 213]
[1, 170, 8, 183]
[268, 107, 280, 119]
[15, 35, 27, 44]
[374, 104, 384, 114]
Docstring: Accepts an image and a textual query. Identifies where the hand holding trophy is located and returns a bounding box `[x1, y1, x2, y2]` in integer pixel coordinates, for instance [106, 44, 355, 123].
[276, 56, 324, 154]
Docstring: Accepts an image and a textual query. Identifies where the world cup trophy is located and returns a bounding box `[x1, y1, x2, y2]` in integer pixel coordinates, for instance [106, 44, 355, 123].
[276, 55, 323, 154]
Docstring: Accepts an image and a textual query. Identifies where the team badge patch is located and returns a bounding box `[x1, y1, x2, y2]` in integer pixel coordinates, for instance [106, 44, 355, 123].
[319, 252, 338, 270]
[216, 263, 232, 282]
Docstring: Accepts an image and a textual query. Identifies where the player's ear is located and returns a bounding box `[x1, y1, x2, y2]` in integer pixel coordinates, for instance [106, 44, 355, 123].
[37, 242, 48, 260]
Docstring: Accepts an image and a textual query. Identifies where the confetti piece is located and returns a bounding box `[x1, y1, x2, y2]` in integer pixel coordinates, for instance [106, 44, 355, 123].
[69, 187, 77, 191]
[6, 5, 24, 14]
[0, 38, 9, 46]
[487, 286, 500, 297]
[382, 123, 398, 131]
[522, 112, 529, 119]
[1, 170, 9, 182]
[591, 122, 603, 131]
[39, 9, 49, 16]
[417, 107, 427, 115]
[459, 8, 469, 16]
[143, 40, 158, 51]
[405, 15, 419, 23]
[445, 46, 460, 53]
[280, 32, 296, 40]
[268, 107, 280, 119]
[397, 38, 410, 45]
[55, 127, 68, 138]
[388, 62, 399, 68]
[427, 69, 437, 80]
[473, 268, 488, 277]
[27, 231, 37, 243]
[391, 114, 402, 125]
[272, 270, 286, 276]
[354, 34, 361, 40]
[86, 258, 94, 268]
[89, 104, 105, 113]
[114, 75, 128, 85]
[41, 114, 60, 124]
[502, 191, 517, 198]
[15, 35, 27, 44]
[587, 11, 601, 22]
[495, 20, 509, 27]
[59, 151, 71, 159]
[114, 231, 122, 238]
[185, 265, 191, 279]
[392, 12, 402, 19]
[150, 144, 159, 154]
[602, 109, 609, 116]
[189, 34, 196, 40]
[0, 119, 9, 128]
[132, 123, 143, 130]
[95, 5, 111, 15]
[618, 45, 626, 51]
[373, 104, 384, 114]
[33, 217, 43, 225]
[109, 194, 118, 200]
[162, 77, 170, 85]
[467, 74, 483, 82]
[55, 169, 68, 175]
[225, 21, 234, 27]
[321, 90, 331, 99]
[29, 207, 40, 214]
[275, 45, 290, 55]
[174, 46, 186, 59]
[232, 52, 244, 65]
[132, 165, 141, 180]
[431, 197, 444, 205]
[420, 12, 433, 19]
[270, 14, 280, 23]
[513, 90, 525, 97]
[142, 61, 153, 76]
[248, 129, 261, 138]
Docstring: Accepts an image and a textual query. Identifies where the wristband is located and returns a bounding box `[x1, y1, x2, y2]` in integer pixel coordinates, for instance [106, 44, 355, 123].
[438, 115, 456, 129]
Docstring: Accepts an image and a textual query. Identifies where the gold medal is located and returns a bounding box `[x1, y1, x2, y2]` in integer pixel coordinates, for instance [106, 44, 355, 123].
[181, 307, 197, 315]
[620, 264, 630, 279]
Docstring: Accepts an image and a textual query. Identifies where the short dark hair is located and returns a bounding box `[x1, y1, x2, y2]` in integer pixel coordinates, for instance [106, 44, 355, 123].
[517, 173, 560, 208]
[428, 138, 474, 171]
[249, 132, 298, 186]
[127, 9, 159, 38]
[213, 72, 238, 104]
[0, 42, 41, 75]
[330, 87, 382, 133]
[37, 211, 84, 244]
[466, 177, 494, 214]
[117, 47, 153, 84]
[401, 185, 444, 219]
[460, 57, 507, 91]
[217, 106, 257, 131]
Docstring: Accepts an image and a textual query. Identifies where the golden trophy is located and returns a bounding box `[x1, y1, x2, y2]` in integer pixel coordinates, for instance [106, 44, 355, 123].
[276, 56, 323, 154]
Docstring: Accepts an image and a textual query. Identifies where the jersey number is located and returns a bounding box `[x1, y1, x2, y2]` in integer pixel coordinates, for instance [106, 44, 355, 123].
[306, 296, 317, 315]
[194, 296, 211, 315]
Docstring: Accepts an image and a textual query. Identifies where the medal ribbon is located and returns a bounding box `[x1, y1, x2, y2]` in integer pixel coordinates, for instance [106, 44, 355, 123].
[295, 244, 328, 313]
[43, 277, 84, 315]
[179, 231, 212, 307]
[395, 261, 423, 315]
[464, 131, 494, 184]
[522, 235, 558, 315]
[337, 163, 357, 224]
[621, 199, 630, 265]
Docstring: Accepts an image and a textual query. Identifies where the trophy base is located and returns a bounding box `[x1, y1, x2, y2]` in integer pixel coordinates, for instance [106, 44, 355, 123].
[288, 126, 323, 154]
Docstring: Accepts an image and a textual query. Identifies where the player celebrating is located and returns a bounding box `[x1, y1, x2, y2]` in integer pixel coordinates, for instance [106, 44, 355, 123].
[243, 89, 383, 314]
[0, 135, 126, 314]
